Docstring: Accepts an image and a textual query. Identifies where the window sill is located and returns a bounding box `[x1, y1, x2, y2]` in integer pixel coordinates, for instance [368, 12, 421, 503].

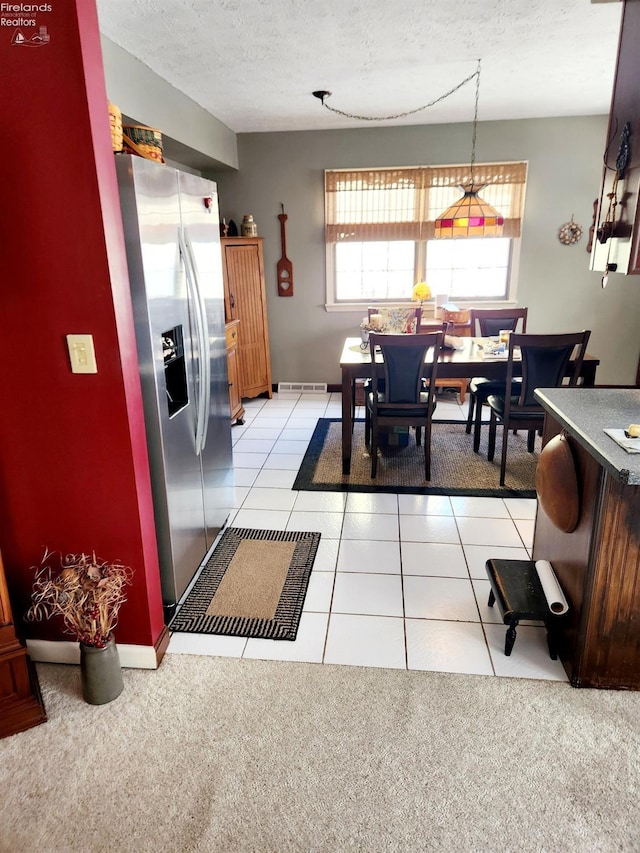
[324, 300, 517, 314]
[325, 302, 418, 313]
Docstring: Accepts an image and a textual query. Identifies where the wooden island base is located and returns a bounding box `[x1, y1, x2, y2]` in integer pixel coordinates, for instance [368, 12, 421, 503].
[533, 389, 640, 690]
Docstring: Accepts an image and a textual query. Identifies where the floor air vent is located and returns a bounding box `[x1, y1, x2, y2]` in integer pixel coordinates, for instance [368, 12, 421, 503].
[277, 382, 328, 394]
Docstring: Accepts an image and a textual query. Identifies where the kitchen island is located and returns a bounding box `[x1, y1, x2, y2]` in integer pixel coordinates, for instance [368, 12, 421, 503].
[533, 387, 640, 690]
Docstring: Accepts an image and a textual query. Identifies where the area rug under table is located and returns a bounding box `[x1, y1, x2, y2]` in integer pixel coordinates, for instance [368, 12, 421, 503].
[169, 527, 321, 640]
[292, 419, 539, 497]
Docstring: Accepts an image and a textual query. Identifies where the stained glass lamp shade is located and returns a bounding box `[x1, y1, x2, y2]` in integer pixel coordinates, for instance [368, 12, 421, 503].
[434, 184, 504, 238]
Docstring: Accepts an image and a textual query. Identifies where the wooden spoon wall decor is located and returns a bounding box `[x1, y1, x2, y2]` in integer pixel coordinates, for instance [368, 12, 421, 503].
[277, 203, 293, 296]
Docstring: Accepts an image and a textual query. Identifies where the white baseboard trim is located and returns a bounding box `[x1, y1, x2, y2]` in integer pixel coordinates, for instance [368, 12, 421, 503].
[26, 639, 159, 669]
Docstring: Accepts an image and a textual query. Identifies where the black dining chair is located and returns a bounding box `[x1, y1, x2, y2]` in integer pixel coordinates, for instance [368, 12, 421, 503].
[486, 330, 591, 485]
[365, 331, 443, 480]
[351, 305, 423, 431]
[465, 307, 529, 452]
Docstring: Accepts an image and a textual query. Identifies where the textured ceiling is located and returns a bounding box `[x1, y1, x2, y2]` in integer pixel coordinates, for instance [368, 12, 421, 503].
[95, 0, 623, 134]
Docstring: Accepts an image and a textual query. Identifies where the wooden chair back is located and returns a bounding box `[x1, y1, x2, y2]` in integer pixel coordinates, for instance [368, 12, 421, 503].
[471, 307, 528, 338]
[487, 329, 591, 485]
[370, 332, 442, 406]
[367, 331, 443, 479]
[507, 330, 591, 414]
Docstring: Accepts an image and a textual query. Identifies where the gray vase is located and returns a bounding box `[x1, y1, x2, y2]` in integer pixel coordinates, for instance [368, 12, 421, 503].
[80, 633, 124, 705]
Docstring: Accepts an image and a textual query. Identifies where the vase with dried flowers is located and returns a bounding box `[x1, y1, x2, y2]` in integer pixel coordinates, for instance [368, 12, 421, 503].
[26, 550, 133, 705]
[359, 317, 387, 348]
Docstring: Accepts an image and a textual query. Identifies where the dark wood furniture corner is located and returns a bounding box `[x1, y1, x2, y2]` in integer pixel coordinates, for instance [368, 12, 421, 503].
[533, 388, 640, 690]
[0, 550, 47, 738]
[591, 0, 640, 276]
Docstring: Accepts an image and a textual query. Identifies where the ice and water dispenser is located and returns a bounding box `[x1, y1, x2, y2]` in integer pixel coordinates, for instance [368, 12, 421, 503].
[162, 326, 188, 417]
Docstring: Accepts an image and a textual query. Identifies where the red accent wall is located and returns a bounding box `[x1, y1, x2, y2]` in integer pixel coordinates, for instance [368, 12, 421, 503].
[0, 1, 165, 647]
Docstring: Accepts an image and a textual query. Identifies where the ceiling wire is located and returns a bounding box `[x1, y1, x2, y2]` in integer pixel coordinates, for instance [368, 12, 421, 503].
[312, 63, 480, 122]
[469, 59, 482, 186]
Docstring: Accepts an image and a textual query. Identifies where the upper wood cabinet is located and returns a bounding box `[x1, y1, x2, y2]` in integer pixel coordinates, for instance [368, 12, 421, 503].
[221, 237, 273, 399]
[591, 0, 640, 275]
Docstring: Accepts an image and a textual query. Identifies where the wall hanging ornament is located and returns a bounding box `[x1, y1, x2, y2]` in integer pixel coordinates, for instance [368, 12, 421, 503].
[558, 215, 583, 246]
[277, 203, 294, 297]
[597, 120, 632, 287]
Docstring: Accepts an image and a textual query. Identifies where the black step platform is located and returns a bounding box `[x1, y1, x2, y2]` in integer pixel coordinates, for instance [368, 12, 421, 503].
[485, 558, 560, 658]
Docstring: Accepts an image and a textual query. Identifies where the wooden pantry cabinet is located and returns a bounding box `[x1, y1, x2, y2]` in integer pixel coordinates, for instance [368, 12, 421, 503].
[221, 237, 272, 400]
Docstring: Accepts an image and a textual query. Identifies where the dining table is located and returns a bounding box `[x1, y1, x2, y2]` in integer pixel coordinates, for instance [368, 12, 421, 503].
[339, 336, 600, 475]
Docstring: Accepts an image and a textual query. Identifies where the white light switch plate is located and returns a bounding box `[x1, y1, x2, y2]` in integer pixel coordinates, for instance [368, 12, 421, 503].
[66, 334, 98, 374]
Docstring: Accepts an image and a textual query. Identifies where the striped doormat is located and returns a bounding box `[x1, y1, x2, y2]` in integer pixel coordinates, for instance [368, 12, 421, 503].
[168, 528, 321, 641]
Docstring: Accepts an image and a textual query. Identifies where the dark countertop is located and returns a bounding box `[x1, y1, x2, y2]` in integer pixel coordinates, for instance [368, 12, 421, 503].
[534, 387, 640, 485]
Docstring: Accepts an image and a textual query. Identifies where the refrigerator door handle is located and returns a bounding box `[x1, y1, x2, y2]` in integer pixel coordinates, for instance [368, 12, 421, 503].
[184, 233, 212, 452]
[178, 229, 209, 455]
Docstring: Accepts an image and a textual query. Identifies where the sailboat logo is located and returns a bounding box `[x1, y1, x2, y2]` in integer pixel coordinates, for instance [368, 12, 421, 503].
[11, 26, 50, 46]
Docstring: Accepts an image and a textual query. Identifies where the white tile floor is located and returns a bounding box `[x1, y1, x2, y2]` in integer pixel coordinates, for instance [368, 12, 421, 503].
[167, 391, 568, 683]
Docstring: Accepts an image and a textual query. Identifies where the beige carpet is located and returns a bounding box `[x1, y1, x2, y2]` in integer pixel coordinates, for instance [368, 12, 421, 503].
[2, 656, 639, 852]
[293, 419, 539, 497]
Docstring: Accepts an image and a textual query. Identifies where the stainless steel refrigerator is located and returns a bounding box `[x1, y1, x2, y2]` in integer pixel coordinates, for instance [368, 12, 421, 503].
[116, 155, 233, 620]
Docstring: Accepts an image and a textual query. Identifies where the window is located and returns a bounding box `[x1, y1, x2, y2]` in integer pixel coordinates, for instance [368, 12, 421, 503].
[325, 163, 527, 307]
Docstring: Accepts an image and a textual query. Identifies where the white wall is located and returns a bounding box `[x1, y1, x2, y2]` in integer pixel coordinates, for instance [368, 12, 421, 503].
[210, 117, 640, 387]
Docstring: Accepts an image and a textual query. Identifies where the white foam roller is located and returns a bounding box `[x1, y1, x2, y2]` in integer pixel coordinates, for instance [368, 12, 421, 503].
[535, 560, 569, 616]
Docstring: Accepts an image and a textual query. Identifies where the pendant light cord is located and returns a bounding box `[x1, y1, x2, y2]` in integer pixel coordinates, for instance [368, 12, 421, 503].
[470, 59, 482, 188]
[313, 65, 480, 122]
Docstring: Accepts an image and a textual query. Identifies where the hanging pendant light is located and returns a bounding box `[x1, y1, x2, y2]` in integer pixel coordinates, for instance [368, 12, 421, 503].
[435, 60, 504, 239]
[434, 184, 504, 238]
